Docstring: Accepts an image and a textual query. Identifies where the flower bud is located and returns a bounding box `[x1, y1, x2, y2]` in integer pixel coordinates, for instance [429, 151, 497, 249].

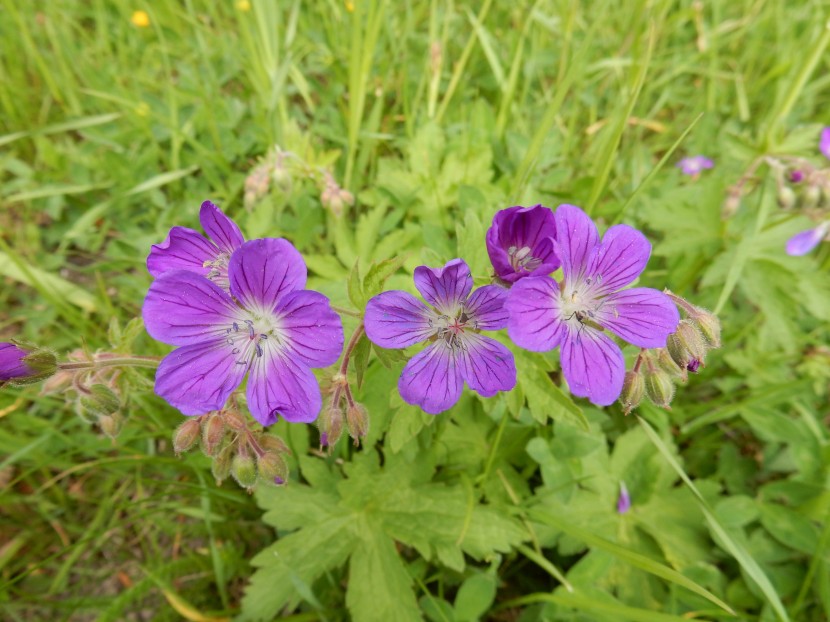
[79, 384, 121, 417]
[619, 370, 644, 415]
[259, 433, 291, 455]
[689, 307, 721, 348]
[98, 413, 123, 439]
[801, 184, 821, 209]
[257, 451, 289, 485]
[173, 418, 202, 455]
[212, 444, 233, 484]
[345, 402, 369, 445]
[655, 347, 686, 380]
[644, 369, 675, 409]
[201, 413, 225, 457]
[222, 409, 247, 432]
[1, 341, 58, 387]
[667, 320, 706, 370]
[789, 170, 804, 183]
[722, 190, 741, 219]
[318, 400, 345, 449]
[820, 181, 830, 207]
[777, 185, 797, 209]
[231, 451, 258, 490]
[272, 164, 293, 194]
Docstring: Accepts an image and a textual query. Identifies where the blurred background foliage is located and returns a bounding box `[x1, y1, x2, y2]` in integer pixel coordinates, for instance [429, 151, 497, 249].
[1, 0, 830, 620]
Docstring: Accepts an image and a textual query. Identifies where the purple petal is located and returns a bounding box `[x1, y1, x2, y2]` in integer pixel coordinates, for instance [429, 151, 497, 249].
[464, 285, 509, 330]
[364, 290, 433, 349]
[596, 288, 680, 348]
[398, 342, 463, 414]
[486, 205, 559, 282]
[820, 127, 830, 160]
[553, 204, 599, 282]
[246, 352, 322, 425]
[617, 482, 631, 514]
[458, 334, 516, 397]
[505, 277, 566, 352]
[413, 259, 473, 314]
[146, 226, 216, 278]
[154, 340, 246, 415]
[560, 328, 625, 406]
[200, 200, 244, 253]
[586, 224, 651, 293]
[786, 224, 828, 256]
[277, 290, 344, 367]
[0, 343, 32, 381]
[143, 270, 240, 346]
[228, 238, 307, 311]
[677, 156, 714, 176]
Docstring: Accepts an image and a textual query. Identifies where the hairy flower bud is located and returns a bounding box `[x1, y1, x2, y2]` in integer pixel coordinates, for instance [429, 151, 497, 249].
[620, 370, 645, 415]
[259, 433, 291, 455]
[1, 342, 58, 387]
[79, 384, 121, 417]
[98, 413, 123, 439]
[789, 170, 804, 183]
[801, 184, 821, 209]
[212, 444, 233, 484]
[231, 451, 257, 490]
[257, 451, 289, 485]
[722, 189, 741, 219]
[644, 369, 675, 409]
[201, 413, 226, 457]
[345, 402, 369, 445]
[667, 320, 706, 371]
[777, 185, 797, 209]
[173, 418, 202, 455]
[222, 409, 247, 432]
[318, 400, 345, 449]
[690, 308, 721, 348]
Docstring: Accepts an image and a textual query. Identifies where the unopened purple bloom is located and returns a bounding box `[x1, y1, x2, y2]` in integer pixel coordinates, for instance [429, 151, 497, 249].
[686, 359, 701, 373]
[147, 200, 244, 290]
[786, 222, 830, 256]
[677, 156, 714, 176]
[0, 343, 33, 381]
[789, 170, 804, 183]
[486, 205, 560, 283]
[617, 481, 631, 514]
[143, 238, 344, 425]
[820, 127, 830, 160]
[505, 205, 680, 406]
[364, 259, 516, 414]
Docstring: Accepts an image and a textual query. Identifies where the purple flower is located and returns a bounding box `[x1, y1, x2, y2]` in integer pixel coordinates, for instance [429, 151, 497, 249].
[786, 222, 830, 256]
[677, 156, 714, 176]
[617, 481, 631, 514]
[789, 170, 804, 183]
[486, 205, 560, 283]
[820, 127, 830, 160]
[0, 343, 34, 381]
[505, 205, 679, 406]
[364, 259, 516, 414]
[147, 200, 244, 290]
[142, 238, 344, 425]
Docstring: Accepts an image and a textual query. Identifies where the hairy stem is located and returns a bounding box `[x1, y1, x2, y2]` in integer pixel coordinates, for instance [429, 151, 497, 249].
[59, 356, 161, 371]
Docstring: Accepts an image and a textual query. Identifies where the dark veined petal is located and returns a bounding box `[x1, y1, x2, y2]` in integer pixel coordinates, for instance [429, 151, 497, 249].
[364, 290, 433, 349]
[246, 351, 322, 425]
[398, 342, 463, 415]
[586, 224, 652, 294]
[277, 290, 344, 367]
[199, 200, 244, 254]
[553, 204, 599, 282]
[486, 205, 559, 282]
[505, 276, 566, 352]
[464, 285, 509, 331]
[0, 343, 32, 380]
[228, 238, 307, 312]
[154, 340, 247, 415]
[413, 259, 473, 314]
[560, 328, 625, 406]
[146, 226, 216, 278]
[458, 333, 516, 397]
[143, 270, 240, 346]
[596, 287, 679, 348]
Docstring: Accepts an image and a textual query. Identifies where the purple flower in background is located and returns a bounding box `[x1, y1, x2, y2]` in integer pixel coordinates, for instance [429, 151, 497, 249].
[147, 200, 244, 290]
[0, 343, 34, 381]
[486, 205, 560, 283]
[143, 238, 343, 425]
[364, 259, 516, 414]
[677, 156, 714, 176]
[820, 127, 830, 160]
[786, 222, 830, 256]
[617, 481, 631, 514]
[505, 205, 679, 406]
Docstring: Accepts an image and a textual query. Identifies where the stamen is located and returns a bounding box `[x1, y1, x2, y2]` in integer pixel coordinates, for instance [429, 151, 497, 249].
[233, 322, 239, 332]
[248, 324, 255, 339]
[259, 334, 268, 340]
[256, 344, 263, 357]
[232, 347, 240, 354]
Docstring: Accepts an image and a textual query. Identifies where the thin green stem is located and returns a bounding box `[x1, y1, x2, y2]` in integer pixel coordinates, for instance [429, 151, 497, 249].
[59, 357, 160, 371]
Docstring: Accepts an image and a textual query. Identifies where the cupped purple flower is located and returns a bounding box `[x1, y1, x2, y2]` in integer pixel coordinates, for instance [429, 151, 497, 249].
[486, 205, 560, 283]
[820, 127, 830, 160]
[0, 343, 34, 381]
[505, 205, 679, 406]
[143, 238, 344, 425]
[617, 481, 631, 514]
[147, 200, 245, 290]
[364, 259, 516, 415]
[786, 222, 830, 256]
[677, 156, 714, 176]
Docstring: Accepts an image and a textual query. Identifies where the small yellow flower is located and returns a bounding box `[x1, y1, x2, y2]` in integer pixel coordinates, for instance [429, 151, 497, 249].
[130, 10, 150, 27]
[236, 0, 251, 11]
[345, 1, 354, 12]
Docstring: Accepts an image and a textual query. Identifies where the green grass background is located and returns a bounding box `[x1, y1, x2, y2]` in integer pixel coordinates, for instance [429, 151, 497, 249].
[2, 1, 830, 620]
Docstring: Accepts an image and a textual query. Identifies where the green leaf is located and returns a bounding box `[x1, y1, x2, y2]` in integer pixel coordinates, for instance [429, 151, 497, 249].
[387, 403, 433, 453]
[363, 254, 409, 299]
[124, 165, 199, 195]
[454, 573, 497, 621]
[352, 333, 371, 390]
[759, 503, 821, 556]
[372, 343, 406, 368]
[514, 351, 587, 430]
[348, 260, 364, 308]
[0, 250, 97, 312]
